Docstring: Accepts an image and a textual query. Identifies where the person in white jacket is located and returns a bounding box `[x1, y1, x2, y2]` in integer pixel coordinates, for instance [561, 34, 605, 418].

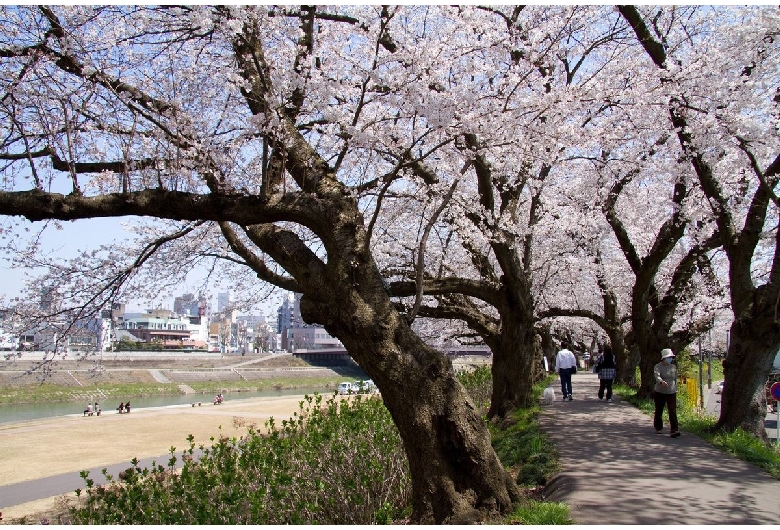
[555, 344, 578, 401]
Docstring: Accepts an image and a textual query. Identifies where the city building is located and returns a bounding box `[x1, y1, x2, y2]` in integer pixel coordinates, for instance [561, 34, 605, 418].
[173, 293, 207, 317]
[120, 309, 207, 350]
[274, 292, 351, 365]
[217, 291, 231, 313]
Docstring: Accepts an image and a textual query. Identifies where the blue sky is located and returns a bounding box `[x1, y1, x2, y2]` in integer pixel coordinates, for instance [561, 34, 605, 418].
[1, 216, 283, 316]
[2, 217, 198, 312]
[2, 217, 134, 300]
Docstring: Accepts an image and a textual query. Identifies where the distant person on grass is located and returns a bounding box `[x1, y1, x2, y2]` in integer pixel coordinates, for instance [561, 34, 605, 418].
[653, 348, 680, 438]
[595, 345, 617, 403]
[555, 343, 578, 402]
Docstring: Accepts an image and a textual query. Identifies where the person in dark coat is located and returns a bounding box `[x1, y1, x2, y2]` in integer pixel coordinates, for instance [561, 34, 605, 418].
[595, 345, 617, 403]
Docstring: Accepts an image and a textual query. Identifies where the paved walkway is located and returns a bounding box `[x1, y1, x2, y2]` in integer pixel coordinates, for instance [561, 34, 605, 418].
[538, 372, 780, 524]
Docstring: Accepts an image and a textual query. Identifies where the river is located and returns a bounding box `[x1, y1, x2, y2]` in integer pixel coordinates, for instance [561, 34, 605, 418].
[0, 387, 325, 425]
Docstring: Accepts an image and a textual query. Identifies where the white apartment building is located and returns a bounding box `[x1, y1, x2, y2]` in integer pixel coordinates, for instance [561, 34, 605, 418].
[120, 309, 208, 349]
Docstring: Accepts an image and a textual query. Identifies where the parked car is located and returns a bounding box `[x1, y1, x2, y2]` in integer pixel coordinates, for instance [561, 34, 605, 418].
[354, 380, 377, 394]
[337, 382, 354, 395]
[715, 380, 724, 394]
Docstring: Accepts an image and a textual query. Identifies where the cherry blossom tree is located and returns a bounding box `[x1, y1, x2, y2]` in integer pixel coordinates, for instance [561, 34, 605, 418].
[582, 137, 724, 394]
[0, 6, 524, 522]
[618, 5, 780, 437]
[383, 5, 637, 417]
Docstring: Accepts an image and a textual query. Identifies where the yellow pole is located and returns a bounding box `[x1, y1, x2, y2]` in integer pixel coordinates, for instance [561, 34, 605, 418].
[686, 379, 698, 409]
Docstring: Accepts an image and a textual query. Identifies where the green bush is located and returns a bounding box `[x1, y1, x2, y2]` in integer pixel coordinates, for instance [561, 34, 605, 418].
[457, 365, 493, 416]
[70, 393, 411, 524]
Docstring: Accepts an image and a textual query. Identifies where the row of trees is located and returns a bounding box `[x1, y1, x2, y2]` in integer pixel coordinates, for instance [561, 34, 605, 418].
[0, 5, 777, 523]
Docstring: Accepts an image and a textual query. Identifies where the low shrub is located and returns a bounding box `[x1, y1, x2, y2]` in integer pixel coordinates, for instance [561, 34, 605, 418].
[505, 499, 574, 525]
[489, 378, 560, 488]
[457, 364, 493, 416]
[70, 393, 411, 524]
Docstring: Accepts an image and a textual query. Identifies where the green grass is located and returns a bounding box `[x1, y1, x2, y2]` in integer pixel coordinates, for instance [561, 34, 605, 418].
[0, 377, 339, 405]
[505, 500, 574, 525]
[187, 376, 335, 394]
[480, 373, 570, 525]
[0, 382, 183, 405]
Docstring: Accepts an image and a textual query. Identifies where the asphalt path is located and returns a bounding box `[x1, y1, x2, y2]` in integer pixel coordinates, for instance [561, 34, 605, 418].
[0, 449, 204, 508]
[538, 372, 780, 524]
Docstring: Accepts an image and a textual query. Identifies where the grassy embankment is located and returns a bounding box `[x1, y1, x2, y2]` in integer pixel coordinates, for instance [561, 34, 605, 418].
[0, 356, 351, 405]
[0, 377, 339, 406]
[616, 356, 780, 479]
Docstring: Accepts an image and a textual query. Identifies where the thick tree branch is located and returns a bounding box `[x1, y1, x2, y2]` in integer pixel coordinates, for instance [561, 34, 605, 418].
[413, 296, 500, 340]
[389, 277, 502, 309]
[0, 188, 325, 228]
[241, 223, 328, 292]
[218, 221, 300, 292]
[617, 5, 667, 68]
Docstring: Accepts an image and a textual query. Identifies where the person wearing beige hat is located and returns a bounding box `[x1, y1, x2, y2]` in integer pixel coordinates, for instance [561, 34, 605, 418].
[653, 348, 680, 437]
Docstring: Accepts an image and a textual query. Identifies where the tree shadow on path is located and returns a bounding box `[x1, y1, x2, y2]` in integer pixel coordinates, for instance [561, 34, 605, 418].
[538, 373, 780, 525]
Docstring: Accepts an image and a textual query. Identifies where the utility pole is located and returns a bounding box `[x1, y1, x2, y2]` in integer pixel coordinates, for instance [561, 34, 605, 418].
[707, 323, 713, 389]
[698, 336, 704, 409]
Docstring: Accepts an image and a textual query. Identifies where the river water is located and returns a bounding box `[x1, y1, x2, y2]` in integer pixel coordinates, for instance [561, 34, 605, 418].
[0, 387, 325, 425]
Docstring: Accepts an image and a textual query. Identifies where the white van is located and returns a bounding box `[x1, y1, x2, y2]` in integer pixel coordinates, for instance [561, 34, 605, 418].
[337, 382, 354, 395]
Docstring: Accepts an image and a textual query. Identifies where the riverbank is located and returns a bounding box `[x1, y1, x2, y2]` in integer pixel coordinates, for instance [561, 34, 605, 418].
[0, 393, 332, 523]
[0, 352, 364, 405]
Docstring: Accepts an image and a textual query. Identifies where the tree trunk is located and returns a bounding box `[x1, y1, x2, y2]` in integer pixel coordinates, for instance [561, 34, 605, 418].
[538, 322, 557, 370]
[488, 317, 537, 418]
[715, 318, 779, 441]
[631, 289, 665, 398]
[609, 330, 631, 386]
[297, 205, 521, 523]
[306, 295, 521, 522]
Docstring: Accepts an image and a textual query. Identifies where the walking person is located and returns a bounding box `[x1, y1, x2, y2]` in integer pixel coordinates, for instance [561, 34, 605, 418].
[555, 343, 578, 401]
[595, 345, 617, 403]
[654, 348, 680, 438]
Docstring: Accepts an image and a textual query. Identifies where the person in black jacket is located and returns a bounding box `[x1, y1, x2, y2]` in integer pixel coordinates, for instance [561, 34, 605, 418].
[595, 345, 617, 403]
